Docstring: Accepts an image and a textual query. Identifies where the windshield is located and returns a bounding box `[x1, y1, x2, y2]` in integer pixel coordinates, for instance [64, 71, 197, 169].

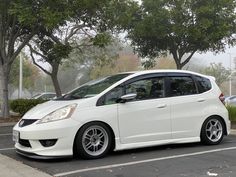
[57, 73, 131, 100]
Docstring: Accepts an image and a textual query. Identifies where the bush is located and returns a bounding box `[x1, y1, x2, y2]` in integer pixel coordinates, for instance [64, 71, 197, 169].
[227, 105, 236, 122]
[10, 99, 46, 116]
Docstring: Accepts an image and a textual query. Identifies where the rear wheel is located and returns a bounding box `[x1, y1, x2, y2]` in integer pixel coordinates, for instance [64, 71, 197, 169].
[75, 122, 112, 159]
[201, 117, 224, 145]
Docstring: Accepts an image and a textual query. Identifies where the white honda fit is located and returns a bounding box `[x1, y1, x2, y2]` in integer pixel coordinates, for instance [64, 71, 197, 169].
[13, 70, 230, 159]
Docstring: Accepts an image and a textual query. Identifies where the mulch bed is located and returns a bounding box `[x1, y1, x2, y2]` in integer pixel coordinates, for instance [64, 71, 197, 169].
[0, 116, 21, 123]
[231, 121, 236, 129]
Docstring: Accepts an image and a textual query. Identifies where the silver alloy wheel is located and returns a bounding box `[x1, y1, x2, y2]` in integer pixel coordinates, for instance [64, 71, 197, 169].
[206, 119, 223, 142]
[82, 125, 109, 157]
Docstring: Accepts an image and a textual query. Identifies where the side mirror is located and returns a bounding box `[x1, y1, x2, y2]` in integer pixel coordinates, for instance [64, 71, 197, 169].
[117, 93, 137, 103]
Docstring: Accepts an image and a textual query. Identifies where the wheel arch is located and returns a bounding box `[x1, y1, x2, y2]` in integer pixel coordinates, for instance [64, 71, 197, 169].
[201, 115, 227, 136]
[73, 120, 116, 157]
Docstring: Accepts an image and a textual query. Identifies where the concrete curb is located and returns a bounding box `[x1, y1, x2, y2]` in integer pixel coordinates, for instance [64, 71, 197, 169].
[0, 154, 51, 177]
[230, 129, 236, 135]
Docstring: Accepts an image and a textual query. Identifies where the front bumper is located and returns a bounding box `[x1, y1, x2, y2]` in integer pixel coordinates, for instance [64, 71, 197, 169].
[16, 149, 72, 159]
[13, 118, 80, 158]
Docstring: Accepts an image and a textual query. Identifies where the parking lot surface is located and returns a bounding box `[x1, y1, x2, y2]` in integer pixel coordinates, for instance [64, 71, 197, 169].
[1, 125, 236, 177]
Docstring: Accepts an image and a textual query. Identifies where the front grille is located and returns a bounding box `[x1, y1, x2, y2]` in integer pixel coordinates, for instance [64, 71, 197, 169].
[19, 139, 31, 147]
[19, 119, 38, 127]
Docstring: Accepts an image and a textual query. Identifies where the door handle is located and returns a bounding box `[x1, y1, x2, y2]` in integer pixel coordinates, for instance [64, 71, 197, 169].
[197, 98, 205, 102]
[156, 104, 167, 108]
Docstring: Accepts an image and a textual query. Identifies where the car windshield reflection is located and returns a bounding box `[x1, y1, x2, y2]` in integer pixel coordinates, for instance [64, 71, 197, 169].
[56, 73, 131, 100]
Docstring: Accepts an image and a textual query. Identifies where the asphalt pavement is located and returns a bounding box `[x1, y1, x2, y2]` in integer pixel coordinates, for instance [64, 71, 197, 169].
[1, 124, 236, 177]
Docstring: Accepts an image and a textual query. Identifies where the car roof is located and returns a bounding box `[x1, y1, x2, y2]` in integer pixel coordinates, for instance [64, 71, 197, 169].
[120, 69, 213, 80]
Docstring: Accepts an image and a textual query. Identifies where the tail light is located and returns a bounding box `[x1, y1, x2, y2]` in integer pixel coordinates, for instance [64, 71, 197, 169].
[219, 93, 225, 105]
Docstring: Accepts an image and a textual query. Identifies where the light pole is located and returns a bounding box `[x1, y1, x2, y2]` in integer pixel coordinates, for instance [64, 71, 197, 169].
[19, 52, 23, 98]
[228, 53, 232, 96]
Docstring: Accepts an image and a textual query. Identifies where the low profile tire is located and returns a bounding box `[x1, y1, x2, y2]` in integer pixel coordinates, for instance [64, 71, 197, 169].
[75, 122, 112, 159]
[200, 117, 225, 145]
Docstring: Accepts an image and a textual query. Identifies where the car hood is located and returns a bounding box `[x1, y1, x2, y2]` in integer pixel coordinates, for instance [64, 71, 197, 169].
[22, 100, 83, 120]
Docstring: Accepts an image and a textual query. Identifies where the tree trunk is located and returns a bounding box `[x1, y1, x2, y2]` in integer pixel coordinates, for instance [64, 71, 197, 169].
[174, 58, 182, 70]
[0, 65, 10, 118]
[51, 74, 62, 97]
[171, 50, 183, 70]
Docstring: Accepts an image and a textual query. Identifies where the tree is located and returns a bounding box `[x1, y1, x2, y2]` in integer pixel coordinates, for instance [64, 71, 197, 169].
[28, 38, 72, 96]
[90, 51, 140, 79]
[28, 0, 139, 97]
[128, 0, 236, 69]
[0, 0, 75, 118]
[204, 63, 230, 86]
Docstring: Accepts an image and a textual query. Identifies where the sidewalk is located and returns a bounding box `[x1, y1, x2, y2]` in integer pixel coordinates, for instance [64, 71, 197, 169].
[0, 154, 51, 177]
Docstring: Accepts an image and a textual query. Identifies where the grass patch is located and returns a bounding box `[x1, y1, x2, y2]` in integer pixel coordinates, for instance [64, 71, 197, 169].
[227, 105, 236, 122]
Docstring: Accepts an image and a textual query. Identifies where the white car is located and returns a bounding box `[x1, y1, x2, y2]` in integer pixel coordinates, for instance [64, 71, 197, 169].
[13, 70, 230, 159]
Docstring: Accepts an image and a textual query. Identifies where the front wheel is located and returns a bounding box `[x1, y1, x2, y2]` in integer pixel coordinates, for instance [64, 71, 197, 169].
[201, 117, 225, 145]
[75, 122, 112, 159]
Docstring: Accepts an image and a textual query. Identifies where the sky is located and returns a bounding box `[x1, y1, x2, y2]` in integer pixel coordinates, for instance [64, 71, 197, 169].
[193, 46, 236, 69]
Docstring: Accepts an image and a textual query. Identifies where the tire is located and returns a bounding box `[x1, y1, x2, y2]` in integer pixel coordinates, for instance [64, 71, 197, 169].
[200, 117, 225, 145]
[75, 122, 112, 159]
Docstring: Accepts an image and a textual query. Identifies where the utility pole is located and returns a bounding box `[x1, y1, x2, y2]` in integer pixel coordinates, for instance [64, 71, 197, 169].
[19, 52, 23, 98]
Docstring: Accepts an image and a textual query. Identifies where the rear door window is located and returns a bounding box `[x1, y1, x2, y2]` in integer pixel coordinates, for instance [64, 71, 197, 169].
[169, 76, 197, 96]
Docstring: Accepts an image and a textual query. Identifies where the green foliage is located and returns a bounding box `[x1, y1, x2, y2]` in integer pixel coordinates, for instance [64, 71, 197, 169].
[9, 0, 70, 29]
[10, 99, 46, 116]
[128, 0, 236, 69]
[91, 33, 112, 48]
[227, 105, 236, 122]
[38, 39, 72, 64]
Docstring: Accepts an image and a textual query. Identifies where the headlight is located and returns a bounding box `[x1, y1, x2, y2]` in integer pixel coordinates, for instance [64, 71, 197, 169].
[37, 104, 77, 124]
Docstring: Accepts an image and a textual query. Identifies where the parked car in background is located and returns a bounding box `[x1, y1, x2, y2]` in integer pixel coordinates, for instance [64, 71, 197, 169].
[225, 95, 236, 106]
[13, 70, 230, 159]
[31, 92, 57, 100]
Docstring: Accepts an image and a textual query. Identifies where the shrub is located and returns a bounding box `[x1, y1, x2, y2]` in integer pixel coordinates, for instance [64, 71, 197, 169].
[227, 105, 236, 122]
[10, 99, 46, 116]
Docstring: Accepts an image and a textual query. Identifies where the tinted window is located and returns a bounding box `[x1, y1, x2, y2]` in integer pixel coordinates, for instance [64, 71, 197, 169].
[195, 76, 211, 93]
[169, 76, 197, 96]
[125, 77, 165, 101]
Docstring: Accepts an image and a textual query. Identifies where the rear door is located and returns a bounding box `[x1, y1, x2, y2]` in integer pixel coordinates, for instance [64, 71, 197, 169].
[166, 74, 206, 139]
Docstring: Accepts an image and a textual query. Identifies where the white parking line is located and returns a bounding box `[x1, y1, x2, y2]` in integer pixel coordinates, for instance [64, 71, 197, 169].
[0, 133, 12, 136]
[54, 146, 236, 177]
[0, 148, 15, 151]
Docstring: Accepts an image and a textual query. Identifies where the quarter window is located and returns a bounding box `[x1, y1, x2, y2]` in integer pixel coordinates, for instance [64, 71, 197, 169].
[195, 76, 211, 93]
[103, 86, 123, 105]
[169, 76, 197, 96]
